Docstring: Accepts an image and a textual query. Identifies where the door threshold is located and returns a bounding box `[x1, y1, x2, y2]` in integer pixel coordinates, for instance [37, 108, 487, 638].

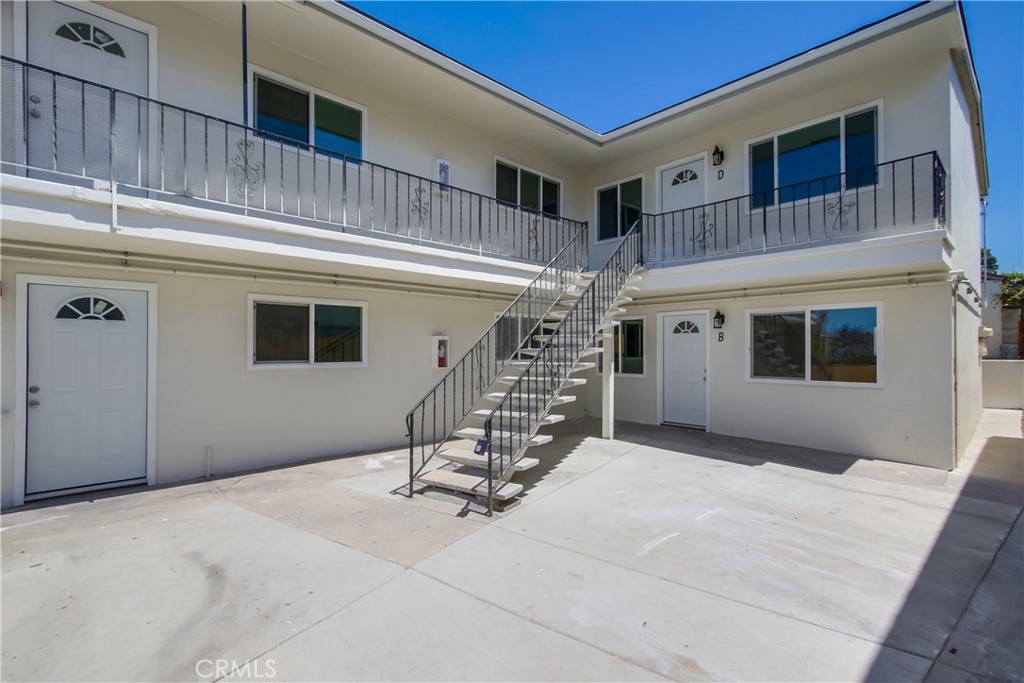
[661, 422, 708, 431]
[24, 477, 148, 502]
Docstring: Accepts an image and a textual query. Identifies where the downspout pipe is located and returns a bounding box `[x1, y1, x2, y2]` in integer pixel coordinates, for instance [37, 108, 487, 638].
[241, 0, 249, 125]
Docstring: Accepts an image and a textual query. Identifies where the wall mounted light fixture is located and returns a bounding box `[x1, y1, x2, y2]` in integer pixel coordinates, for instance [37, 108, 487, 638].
[713, 309, 725, 329]
[712, 145, 724, 166]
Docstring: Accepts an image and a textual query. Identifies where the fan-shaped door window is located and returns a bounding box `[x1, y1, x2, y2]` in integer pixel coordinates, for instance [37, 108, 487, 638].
[56, 296, 126, 321]
[672, 169, 698, 186]
[55, 22, 126, 57]
[673, 320, 700, 334]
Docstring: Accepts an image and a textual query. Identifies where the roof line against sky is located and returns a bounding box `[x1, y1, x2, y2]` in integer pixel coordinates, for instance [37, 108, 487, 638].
[601, 0, 931, 135]
[316, 0, 985, 187]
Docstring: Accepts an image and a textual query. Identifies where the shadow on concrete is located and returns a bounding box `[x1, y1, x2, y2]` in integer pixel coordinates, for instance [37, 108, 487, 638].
[615, 420, 865, 475]
[863, 428, 1024, 682]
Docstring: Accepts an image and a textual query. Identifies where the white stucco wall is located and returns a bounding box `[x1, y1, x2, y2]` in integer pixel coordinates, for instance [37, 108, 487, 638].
[584, 282, 957, 469]
[584, 45, 954, 267]
[982, 361, 1024, 410]
[948, 61, 984, 458]
[0, 259, 592, 508]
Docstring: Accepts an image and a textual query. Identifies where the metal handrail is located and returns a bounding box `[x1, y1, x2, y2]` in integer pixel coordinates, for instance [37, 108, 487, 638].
[405, 221, 589, 490]
[642, 151, 947, 266]
[479, 217, 644, 513]
[0, 56, 584, 263]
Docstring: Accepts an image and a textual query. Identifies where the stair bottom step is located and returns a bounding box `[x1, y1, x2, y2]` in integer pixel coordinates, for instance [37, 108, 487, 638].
[416, 469, 523, 501]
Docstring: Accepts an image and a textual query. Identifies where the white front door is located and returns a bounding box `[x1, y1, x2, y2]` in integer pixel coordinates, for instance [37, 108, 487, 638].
[26, 284, 149, 496]
[25, 2, 149, 180]
[660, 158, 706, 213]
[663, 313, 707, 427]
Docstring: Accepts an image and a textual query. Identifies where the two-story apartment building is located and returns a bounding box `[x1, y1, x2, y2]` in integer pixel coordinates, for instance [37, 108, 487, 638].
[0, 0, 987, 508]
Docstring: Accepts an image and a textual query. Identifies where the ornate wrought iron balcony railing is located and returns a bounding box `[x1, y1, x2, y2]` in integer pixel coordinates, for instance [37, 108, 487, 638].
[643, 151, 947, 266]
[0, 57, 584, 264]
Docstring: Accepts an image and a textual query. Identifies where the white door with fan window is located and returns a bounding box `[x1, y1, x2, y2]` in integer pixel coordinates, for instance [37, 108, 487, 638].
[25, 283, 149, 497]
[662, 312, 707, 427]
[24, 1, 149, 181]
[660, 158, 706, 213]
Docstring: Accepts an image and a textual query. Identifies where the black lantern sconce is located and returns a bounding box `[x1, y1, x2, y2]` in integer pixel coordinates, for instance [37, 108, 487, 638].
[713, 309, 725, 329]
[712, 145, 725, 166]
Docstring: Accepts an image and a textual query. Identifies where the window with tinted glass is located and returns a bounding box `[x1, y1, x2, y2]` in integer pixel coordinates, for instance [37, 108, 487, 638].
[749, 107, 877, 208]
[749, 305, 880, 384]
[495, 161, 561, 215]
[597, 318, 644, 375]
[810, 307, 877, 383]
[252, 298, 366, 366]
[254, 74, 363, 159]
[597, 177, 643, 241]
[751, 312, 805, 379]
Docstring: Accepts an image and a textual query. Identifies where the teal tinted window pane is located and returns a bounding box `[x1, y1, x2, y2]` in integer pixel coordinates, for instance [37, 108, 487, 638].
[778, 119, 840, 202]
[598, 187, 619, 241]
[520, 170, 541, 211]
[496, 162, 518, 204]
[810, 307, 877, 383]
[255, 303, 309, 363]
[846, 110, 877, 189]
[751, 140, 775, 208]
[619, 178, 643, 236]
[751, 312, 805, 379]
[314, 96, 361, 159]
[542, 179, 560, 216]
[255, 77, 308, 144]
[620, 319, 644, 374]
[314, 304, 363, 363]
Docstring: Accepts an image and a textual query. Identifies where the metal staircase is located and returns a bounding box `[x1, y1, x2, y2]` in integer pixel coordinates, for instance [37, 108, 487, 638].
[406, 219, 645, 513]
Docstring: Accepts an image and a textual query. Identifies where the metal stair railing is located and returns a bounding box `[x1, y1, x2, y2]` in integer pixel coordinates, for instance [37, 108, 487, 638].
[406, 222, 589, 492]
[480, 218, 644, 513]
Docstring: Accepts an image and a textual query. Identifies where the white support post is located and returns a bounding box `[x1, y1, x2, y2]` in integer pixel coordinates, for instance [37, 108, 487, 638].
[601, 330, 614, 439]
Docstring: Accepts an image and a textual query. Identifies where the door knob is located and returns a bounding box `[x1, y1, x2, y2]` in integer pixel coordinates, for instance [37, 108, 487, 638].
[28, 400, 40, 408]
[28, 386, 40, 393]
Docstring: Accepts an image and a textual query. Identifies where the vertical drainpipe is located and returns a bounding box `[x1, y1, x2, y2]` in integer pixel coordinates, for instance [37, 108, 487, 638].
[952, 278, 958, 466]
[241, 0, 249, 126]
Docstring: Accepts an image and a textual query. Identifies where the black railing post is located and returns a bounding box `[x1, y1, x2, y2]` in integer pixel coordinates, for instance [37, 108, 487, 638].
[407, 414, 415, 498]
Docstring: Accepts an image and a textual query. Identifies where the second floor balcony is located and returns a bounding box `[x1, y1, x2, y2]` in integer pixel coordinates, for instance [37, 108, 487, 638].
[642, 152, 947, 267]
[1, 56, 949, 275]
[0, 57, 583, 266]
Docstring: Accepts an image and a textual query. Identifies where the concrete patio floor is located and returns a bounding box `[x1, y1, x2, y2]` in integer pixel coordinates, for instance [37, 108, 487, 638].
[2, 409, 1021, 682]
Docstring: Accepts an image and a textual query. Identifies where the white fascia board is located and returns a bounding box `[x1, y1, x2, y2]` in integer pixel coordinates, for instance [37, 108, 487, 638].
[316, 1, 960, 146]
[640, 229, 954, 295]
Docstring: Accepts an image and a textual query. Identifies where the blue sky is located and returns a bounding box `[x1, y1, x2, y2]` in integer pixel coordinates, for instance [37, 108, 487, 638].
[349, 1, 1023, 272]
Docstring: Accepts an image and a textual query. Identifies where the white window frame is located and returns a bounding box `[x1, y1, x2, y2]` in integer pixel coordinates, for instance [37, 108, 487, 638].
[248, 65, 368, 159]
[597, 317, 647, 378]
[595, 173, 645, 243]
[247, 293, 368, 370]
[745, 301, 884, 388]
[743, 99, 885, 212]
[494, 156, 563, 216]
